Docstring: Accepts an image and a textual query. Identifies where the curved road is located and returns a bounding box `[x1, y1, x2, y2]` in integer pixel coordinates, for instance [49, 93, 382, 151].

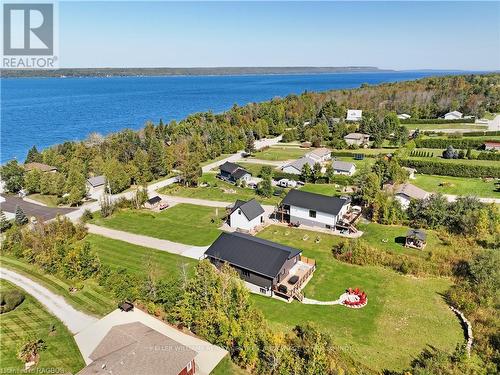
[0, 267, 97, 334]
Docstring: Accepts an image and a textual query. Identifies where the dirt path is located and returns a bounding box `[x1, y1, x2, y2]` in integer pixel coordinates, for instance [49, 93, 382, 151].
[0, 267, 97, 334]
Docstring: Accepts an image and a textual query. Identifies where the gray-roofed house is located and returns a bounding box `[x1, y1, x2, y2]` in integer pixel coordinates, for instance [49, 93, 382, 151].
[282, 156, 318, 175]
[228, 198, 265, 232]
[390, 183, 430, 209]
[405, 229, 427, 250]
[277, 189, 350, 229]
[86, 175, 107, 199]
[77, 322, 197, 375]
[344, 133, 371, 146]
[218, 162, 251, 184]
[332, 160, 356, 176]
[204, 232, 315, 299]
[306, 147, 332, 162]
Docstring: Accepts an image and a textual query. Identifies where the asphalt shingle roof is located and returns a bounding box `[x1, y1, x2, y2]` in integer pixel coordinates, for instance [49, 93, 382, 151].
[204, 232, 302, 279]
[230, 199, 264, 221]
[281, 189, 349, 216]
[332, 160, 355, 172]
[86, 175, 106, 188]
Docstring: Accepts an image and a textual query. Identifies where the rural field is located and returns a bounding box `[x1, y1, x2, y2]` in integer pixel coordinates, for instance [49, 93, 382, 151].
[0, 280, 85, 373]
[403, 123, 488, 131]
[254, 225, 462, 371]
[412, 174, 499, 198]
[251, 145, 309, 160]
[90, 203, 225, 246]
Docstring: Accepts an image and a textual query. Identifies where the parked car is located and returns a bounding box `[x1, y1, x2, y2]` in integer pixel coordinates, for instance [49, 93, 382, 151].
[159, 202, 169, 210]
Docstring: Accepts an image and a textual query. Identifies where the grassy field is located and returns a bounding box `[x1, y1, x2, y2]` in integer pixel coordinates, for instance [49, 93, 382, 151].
[299, 183, 340, 196]
[0, 280, 85, 373]
[251, 145, 309, 161]
[210, 355, 248, 375]
[404, 123, 488, 131]
[85, 234, 196, 277]
[0, 256, 115, 317]
[91, 204, 225, 246]
[253, 225, 462, 371]
[27, 194, 59, 207]
[159, 173, 282, 205]
[200, 153, 232, 167]
[412, 174, 500, 198]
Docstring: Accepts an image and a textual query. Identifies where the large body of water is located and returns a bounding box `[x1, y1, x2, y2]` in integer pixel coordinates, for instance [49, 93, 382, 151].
[0, 71, 471, 162]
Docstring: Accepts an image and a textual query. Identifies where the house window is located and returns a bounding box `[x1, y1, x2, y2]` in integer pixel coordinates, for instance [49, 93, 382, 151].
[238, 209, 242, 215]
[326, 224, 332, 229]
[186, 360, 192, 372]
[260, 216, 264, 223]
[242, 270, 250, 277]
[309, 210, 316, 218]
[260, 287, 267, 294]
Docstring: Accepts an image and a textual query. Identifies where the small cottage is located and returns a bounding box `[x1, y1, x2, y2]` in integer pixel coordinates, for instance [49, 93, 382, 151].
[405, 229, 427, 250]
[228, 199, 265, 232]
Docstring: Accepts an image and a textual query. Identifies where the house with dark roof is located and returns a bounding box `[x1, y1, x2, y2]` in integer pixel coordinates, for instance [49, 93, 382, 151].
[228, 199, 265, 232]
[204, 232, 315, 299]
[77, 322, 197, 375]
[277, 189, 350, 230]
[405, 229, 427, 250]
[218, 162, 251, 184]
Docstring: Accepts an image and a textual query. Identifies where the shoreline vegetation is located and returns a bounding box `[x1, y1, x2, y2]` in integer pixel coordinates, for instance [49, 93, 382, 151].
[0, 66, 390, 78]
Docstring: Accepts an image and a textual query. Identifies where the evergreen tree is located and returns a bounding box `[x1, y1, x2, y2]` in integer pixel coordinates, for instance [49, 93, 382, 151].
[300, 163, 312, 182]
[325, 164, 335, 183]
[312, 162, 322, 183]
[244, 131, 256, 154]
[14, 205, 28, 225]
[0, 210, 12, 232]
[25, 146, 42, 163]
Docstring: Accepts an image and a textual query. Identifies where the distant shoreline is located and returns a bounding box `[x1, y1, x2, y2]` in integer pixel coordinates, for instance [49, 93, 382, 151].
[0, 66, 393, 78]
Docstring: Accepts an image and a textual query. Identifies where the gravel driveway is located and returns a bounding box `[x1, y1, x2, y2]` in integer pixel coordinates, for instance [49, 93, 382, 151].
[0, 267, 97, 334]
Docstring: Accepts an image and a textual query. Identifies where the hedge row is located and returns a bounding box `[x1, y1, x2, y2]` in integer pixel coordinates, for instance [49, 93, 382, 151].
[273, 171, 302, 181]
[476, 152, 500, 161]
[0, 290, 25, 314]
[399, 159, 500, 178]
[415, 138, 485, 149]
[459, 130, 500, 137]
[401, 118, 475, 124]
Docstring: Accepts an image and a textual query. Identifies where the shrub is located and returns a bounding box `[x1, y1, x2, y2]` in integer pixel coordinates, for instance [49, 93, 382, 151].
[81, 209, 94, 222]
[0, 289, 25, 313]
[399, 159, 500, 178]
[415, 138, 484, 149]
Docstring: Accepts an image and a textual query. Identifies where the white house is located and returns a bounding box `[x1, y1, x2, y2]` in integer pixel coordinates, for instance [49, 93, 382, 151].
[444, 111, 463, 120]
[86, 175, 106, 199]
[282, 156, 318, 175]
[388, 183, 430, 209]
[305, 147, 331, 163]
[332, 161, 356, 176]
[278, 189, 350, 230]
[346, 109, 362, 122]
[402, 167, 417, 179]
[344, 133, 370, 146]
[228, 199, 265, 232]
[397, 113, 411, 120]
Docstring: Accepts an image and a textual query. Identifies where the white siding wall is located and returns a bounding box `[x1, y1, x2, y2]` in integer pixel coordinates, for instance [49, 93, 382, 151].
[395, 194, 411, 210]
[87, 184, 105, 200]
[229, 210, 264, 231]
[345, 139, 362, 146]
[290, 205, 337, 226]
[282, 166, 301, 175]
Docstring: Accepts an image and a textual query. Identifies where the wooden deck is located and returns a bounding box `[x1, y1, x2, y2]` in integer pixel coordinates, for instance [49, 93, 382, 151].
[272, 256, 316, 301]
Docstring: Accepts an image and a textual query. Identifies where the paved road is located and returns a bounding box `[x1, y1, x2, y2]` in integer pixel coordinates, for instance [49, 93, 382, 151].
[1, 194, 76, 221]
[86, 224, 209, 259]
[0, 267, 97, 334]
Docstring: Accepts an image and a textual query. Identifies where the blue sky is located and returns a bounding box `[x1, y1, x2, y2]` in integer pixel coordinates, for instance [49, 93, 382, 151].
[60, 1, 500, 70]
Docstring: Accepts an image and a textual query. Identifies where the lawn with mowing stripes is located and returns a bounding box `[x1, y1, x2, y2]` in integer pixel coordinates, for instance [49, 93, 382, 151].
[91, 204, 225, 246]
[412, 174, 500, 198]
[251, 145, 309, 161]
[0, 280, 85, 373]
[85, 234, 196, 278]
[0, 256, 114, 317]
[253, 225, 462, 371]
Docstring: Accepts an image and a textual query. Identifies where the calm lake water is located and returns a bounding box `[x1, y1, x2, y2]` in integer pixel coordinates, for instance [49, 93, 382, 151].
[0, 71, 471, 162]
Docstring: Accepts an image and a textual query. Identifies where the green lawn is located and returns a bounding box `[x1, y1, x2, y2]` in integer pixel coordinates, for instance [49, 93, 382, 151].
[299, 183, 340, 196]
[201, 153, 232, 167]
[404, 123, 488, 131]
[210, 355, 248, 375]
[0, 256, 115, 317]
[412, 174, 500, 198]
[253, 226, 462, 371]
[251, 145, 309, 161]
[85, 234, 196, 277]
[0, 280, 85, 374]
[27, 194, 59, 207]
[159, 173, 282, 205]
[91, 204, 225, 246]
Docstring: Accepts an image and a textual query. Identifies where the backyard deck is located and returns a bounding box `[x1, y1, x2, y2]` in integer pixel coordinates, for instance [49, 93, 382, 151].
[272, 256, 316, 301]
